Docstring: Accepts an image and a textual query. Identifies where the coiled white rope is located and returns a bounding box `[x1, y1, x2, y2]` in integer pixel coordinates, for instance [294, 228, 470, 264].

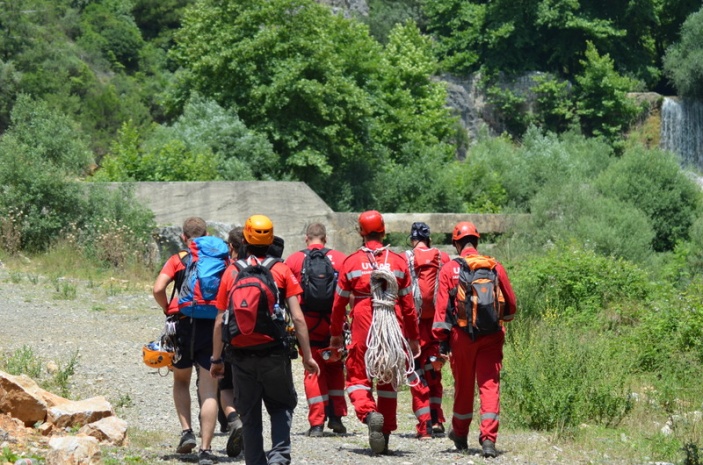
[364, 267, 416, 390]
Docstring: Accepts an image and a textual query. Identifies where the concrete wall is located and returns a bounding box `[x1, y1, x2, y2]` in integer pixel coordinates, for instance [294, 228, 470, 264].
[129, 181, 520, 256]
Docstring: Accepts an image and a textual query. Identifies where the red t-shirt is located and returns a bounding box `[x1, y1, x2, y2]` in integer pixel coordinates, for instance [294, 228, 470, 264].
[159, 252, 187, 315]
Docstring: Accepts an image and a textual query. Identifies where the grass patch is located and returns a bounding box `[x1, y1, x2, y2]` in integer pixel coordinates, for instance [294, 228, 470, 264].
[0, 346, 78, 399]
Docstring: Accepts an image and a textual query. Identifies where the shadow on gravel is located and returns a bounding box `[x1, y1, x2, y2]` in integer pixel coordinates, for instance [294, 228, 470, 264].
[159, 454, 241, 463]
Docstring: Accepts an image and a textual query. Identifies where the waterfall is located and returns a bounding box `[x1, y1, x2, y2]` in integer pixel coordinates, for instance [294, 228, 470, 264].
[660, 97, 703, 171]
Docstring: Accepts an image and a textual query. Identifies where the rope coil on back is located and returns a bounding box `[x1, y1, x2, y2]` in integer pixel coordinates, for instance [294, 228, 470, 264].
[364, 267, 416, 390]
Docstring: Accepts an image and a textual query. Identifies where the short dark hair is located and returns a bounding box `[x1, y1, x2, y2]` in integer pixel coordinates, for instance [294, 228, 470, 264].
[455, 235, 478, 250]
[228, 227, 244, 249]
[364, 231, 384, 242]
[183, 217, 207, 239]
[268, 236, 285, 258]
[246, 244, 270, 258]
[306, 223, 326, 240]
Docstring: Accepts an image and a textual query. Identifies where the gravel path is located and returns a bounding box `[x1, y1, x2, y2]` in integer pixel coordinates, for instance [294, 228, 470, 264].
[0, 267, 626, 465]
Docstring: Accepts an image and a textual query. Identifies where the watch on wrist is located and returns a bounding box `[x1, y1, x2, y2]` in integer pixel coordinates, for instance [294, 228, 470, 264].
[210, 357, 223, 364]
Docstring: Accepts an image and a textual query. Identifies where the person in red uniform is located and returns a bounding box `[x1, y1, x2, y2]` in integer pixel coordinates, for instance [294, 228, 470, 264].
[432, 221, 516, 458]
[285, 223, 348, 437]
[211, 215, 319, 465]
[404, 222, 450, 439]
[329, 210, 420, 454]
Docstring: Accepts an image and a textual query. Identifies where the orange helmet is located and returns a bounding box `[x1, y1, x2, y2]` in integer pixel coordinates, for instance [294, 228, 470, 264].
[452, 221, 480, 241]
[142, 340, 174, 369]
[358, 210, 385, 236]
[244, 215, 274, 245]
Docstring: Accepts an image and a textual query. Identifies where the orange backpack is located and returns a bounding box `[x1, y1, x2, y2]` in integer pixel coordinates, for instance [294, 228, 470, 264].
[452, 255, 505, 339]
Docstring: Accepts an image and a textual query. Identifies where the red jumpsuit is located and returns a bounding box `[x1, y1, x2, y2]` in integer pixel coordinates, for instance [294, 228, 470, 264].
[285, 244, 348, 428]
[405, 246, 450, 436]
[432, 247, 516, 445]
[330, 240, 419, 435]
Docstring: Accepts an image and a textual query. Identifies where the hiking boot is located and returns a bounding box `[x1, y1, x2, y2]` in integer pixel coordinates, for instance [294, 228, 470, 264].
[198, 449, 217, 465]
[482, 439, 497, 458]
[176, 429, 197, 454]
[365, 412, 385, 454]
[327, 415, 347, 434]
[432, 422, 445, 436]
[416, 420, 433, 440]
[218, 408, 229, 433]
[381, 433, 391, 455]
[226, 414, 243, 457]
[448, 429, 468, 452]
[306, 425, 324, 437]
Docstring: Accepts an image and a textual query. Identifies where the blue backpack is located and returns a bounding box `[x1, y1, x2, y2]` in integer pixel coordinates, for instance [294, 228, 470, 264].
[178, 236, 229, 319]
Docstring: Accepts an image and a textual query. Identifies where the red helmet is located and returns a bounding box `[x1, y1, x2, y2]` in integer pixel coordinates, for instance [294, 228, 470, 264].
[358, 210, 385, 236]
[452, 221, 480, 241]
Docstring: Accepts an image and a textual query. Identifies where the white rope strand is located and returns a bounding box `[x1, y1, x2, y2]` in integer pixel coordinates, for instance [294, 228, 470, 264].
[364, 267, 416, 390]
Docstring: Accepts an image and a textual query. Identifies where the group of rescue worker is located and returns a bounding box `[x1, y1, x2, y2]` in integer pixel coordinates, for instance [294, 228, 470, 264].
[152, 210, 516, 465]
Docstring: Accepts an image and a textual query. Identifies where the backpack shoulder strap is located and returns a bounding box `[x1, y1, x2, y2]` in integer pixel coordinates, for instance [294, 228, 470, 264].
[262, 257, 283, 270]
[320, 247, 330, 256]
[170, 251, 190, 304]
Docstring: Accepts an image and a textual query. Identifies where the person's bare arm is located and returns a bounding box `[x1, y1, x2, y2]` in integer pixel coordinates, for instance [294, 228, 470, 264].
[287, 295, 320, 375]
[153, 273, 172, 314]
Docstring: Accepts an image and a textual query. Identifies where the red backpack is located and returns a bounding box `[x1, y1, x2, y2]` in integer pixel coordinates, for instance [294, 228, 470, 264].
[222, 257, 287, 349]
[405, 247, 443, 319]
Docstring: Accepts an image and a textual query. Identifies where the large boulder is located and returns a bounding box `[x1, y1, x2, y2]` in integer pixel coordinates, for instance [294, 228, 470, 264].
[47, 397, 114, 429]
[78, 416, 128, 446]
[46, 435, 101, 465]
[0, 371, 65, 427]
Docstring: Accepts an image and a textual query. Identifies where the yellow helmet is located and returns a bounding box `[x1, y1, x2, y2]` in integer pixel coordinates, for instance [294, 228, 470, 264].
[142, 340, 174, 369]
[244, 215, 274, 246]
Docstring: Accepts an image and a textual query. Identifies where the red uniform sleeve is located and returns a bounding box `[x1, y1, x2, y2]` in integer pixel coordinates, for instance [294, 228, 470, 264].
[330, 258, 352, 337]
[496, 262, 517, 321]
[433, 260, 457, 342]
[440, 251, 451, 264]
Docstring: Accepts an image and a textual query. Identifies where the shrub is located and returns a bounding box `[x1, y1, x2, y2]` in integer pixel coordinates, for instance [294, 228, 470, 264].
[526, 183, 655, 263]
[0, 96, 155, 265]
[509, 243, 651, 323]
[502, 319, 633, 433]
[595, 146, 703, 252]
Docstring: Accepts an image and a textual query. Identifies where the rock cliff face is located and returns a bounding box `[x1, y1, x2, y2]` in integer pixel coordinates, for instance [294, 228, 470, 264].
[317, 0, 369, 17]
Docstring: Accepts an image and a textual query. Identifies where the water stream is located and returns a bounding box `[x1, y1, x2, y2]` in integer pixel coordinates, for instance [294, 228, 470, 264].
[660, 97, 703, 171]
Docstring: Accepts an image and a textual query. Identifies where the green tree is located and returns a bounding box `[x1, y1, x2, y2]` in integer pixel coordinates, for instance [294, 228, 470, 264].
[78, 0, 145, 72]
[663, 6, 703, 98]
[173, 0, 454, 210]
[574, 42, 641, 142]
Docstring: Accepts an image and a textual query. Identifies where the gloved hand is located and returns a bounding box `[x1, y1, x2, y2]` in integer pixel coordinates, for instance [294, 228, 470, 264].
[439, 341, 451, 356]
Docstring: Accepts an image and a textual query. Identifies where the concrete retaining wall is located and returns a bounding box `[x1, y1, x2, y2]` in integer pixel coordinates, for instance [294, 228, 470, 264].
[128, 181, 519, 256]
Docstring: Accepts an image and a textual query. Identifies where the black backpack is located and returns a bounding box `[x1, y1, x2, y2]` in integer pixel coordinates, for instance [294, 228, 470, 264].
[300, 248, 337, 314]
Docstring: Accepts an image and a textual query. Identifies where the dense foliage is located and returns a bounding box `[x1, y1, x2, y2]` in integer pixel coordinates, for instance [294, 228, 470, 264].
[1, 2, 703, 462]
[172, 0, 455, 210]
[0, 96, 154, 264]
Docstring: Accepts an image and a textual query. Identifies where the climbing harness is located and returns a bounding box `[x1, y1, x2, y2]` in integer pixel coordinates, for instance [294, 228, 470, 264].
[362, 247, 417, 390]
